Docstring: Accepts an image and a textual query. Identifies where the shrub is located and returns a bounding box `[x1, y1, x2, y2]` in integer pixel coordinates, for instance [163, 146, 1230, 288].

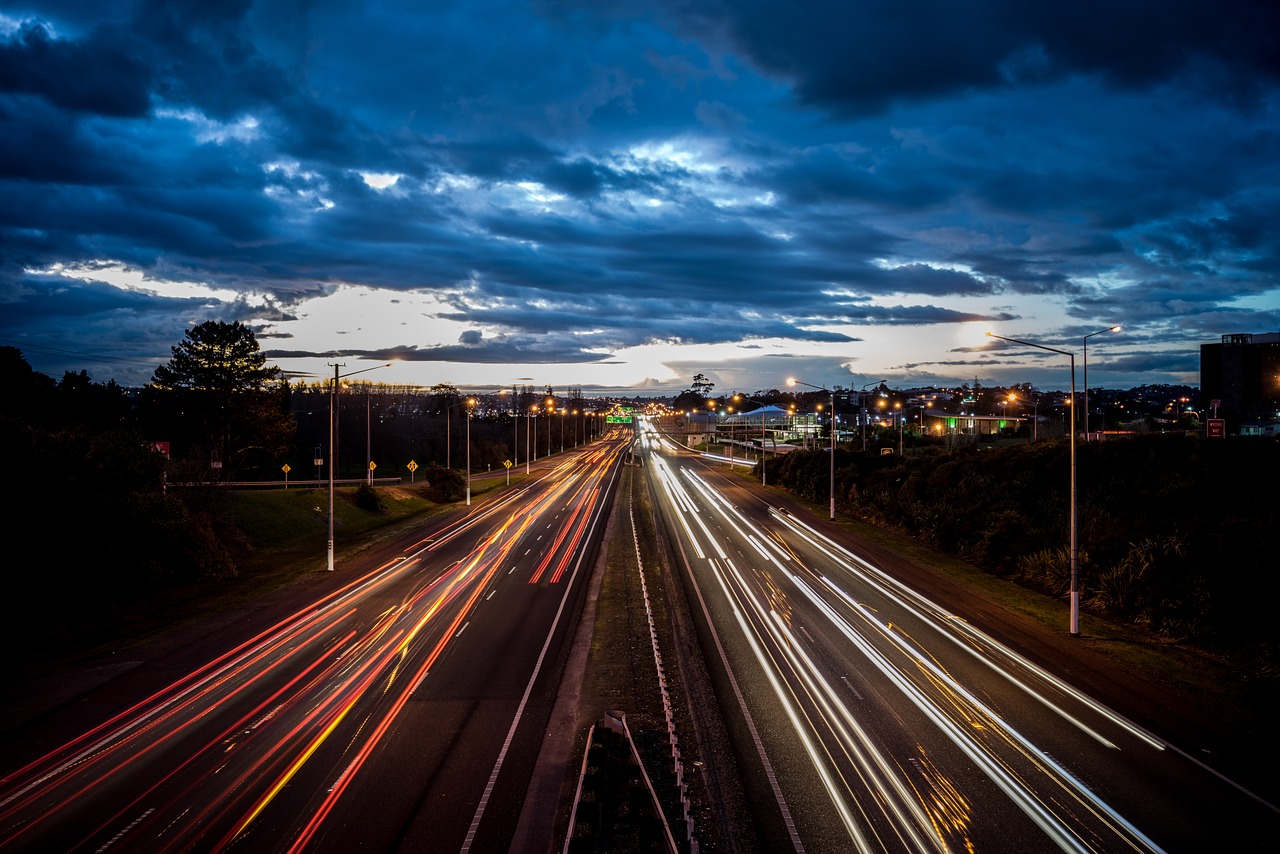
[354, 483, 385, 513]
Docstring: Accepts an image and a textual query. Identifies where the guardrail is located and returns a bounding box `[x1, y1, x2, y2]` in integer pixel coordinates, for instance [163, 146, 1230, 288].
[169, 477, 404, 489]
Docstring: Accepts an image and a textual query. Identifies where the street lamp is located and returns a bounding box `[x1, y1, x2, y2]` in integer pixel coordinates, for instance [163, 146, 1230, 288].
[787, 377, 836, 521]
[465, 398, 474, 506]
[1083, 325, 1122, 440]
[986, 332, 1080, 636]
[895, 401, 903, 455]
[529, 405, 537, 470]
[366, 392, 373, 485]
[860, 380, 884, 450]
[446, 397, 472, 470]
[735, 394, 776, 486]
[327, 361, 391, 572]
[545, 399, 554, 458]
[724, 405, 736, 470]
[490, 389, 514, 476]
[504, 390, 516, 484]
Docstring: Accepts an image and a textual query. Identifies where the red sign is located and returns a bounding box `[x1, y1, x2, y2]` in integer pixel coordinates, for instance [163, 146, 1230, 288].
[1206, 419, 1226, 438]
[151, 441, 170, 458]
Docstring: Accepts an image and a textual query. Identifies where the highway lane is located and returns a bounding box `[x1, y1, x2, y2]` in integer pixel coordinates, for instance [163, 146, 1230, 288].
[0, 432, 629, 853]
[639, 421, 1280, 852]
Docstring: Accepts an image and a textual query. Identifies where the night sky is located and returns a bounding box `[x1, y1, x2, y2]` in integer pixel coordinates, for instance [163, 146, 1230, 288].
[2, 1, 1278, 394]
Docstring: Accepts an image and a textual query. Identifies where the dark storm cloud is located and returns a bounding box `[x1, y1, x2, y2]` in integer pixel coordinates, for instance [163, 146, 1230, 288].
[651, 0, 1280, 114]
[267, 337, 611, 366]
[1, 0, 1277, 388]
[0, 19, 151, 116]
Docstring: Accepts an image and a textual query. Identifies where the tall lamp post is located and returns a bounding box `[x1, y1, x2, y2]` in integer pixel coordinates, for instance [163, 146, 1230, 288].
[546, 399, 554, 458]
[787, 377, 836, 520]
[528, 405, 537, 470]
[987, 332, 1080, 636]
[327, 361, 391, 572]
[860, 380, 885, 450]
[446, 397, 472, 470]
[895, 401, 903, 455]
[1083, 325, 1122, 440]
[735, 394, 776, 486]
[494, 389, 515, 480]
[508, 391, 517, 483]
[465, 398, 474, 506]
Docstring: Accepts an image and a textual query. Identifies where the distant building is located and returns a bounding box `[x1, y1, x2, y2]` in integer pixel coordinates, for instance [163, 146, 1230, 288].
[1199, 332, 1280, 427]
[1239, 420, 1280, 437]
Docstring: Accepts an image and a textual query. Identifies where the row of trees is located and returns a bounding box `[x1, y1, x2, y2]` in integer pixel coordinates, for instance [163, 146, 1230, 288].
[4, 322, 617, 494]
[5, 321, 610, 486]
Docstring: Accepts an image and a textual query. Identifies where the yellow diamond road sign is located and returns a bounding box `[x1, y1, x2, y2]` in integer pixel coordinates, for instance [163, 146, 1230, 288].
[407, 460, 418, 472]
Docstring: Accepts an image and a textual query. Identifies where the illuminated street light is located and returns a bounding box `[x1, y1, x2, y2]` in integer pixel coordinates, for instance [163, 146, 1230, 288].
[986, 332, 1080, 635]
[1083, 325, 1122, 440]
[465, 397, 474, 506]
[546, 400, 554, 458]
[529, 405, 538, 470]
[787, 377, 835, 520]
[327, 361, 391, 572]
[860, 380, 884, 451]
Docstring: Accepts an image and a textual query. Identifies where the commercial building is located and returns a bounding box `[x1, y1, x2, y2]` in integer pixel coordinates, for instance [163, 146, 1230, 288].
[1199, 332, 1280, 428]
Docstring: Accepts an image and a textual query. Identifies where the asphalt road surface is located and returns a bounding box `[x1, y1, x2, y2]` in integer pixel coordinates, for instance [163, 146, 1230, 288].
[639, 420, 1280, 852]
[0, 433, 628, 852]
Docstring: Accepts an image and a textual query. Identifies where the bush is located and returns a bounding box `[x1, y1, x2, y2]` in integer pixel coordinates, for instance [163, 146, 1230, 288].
[421, 464, 466, 502]
[354, 483, 386, 513]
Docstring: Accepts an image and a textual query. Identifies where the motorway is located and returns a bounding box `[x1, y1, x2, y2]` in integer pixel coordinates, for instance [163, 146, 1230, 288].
[0, 432, 628, 852]
[639, 419, 1280, 852]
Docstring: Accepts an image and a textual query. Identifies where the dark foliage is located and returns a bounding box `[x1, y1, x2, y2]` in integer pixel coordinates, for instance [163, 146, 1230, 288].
[353, 483, 385, 513]
[420, 464, 466, 503]
[3, 346, 242, 655]
[770, 435, 1280, 663]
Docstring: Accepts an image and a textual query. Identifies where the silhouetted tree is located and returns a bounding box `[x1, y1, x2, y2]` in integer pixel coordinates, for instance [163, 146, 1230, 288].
[150, 321, 294, 477]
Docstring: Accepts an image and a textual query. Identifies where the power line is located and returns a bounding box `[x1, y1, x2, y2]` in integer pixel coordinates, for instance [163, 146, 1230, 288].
[0, 337, 163, 370]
